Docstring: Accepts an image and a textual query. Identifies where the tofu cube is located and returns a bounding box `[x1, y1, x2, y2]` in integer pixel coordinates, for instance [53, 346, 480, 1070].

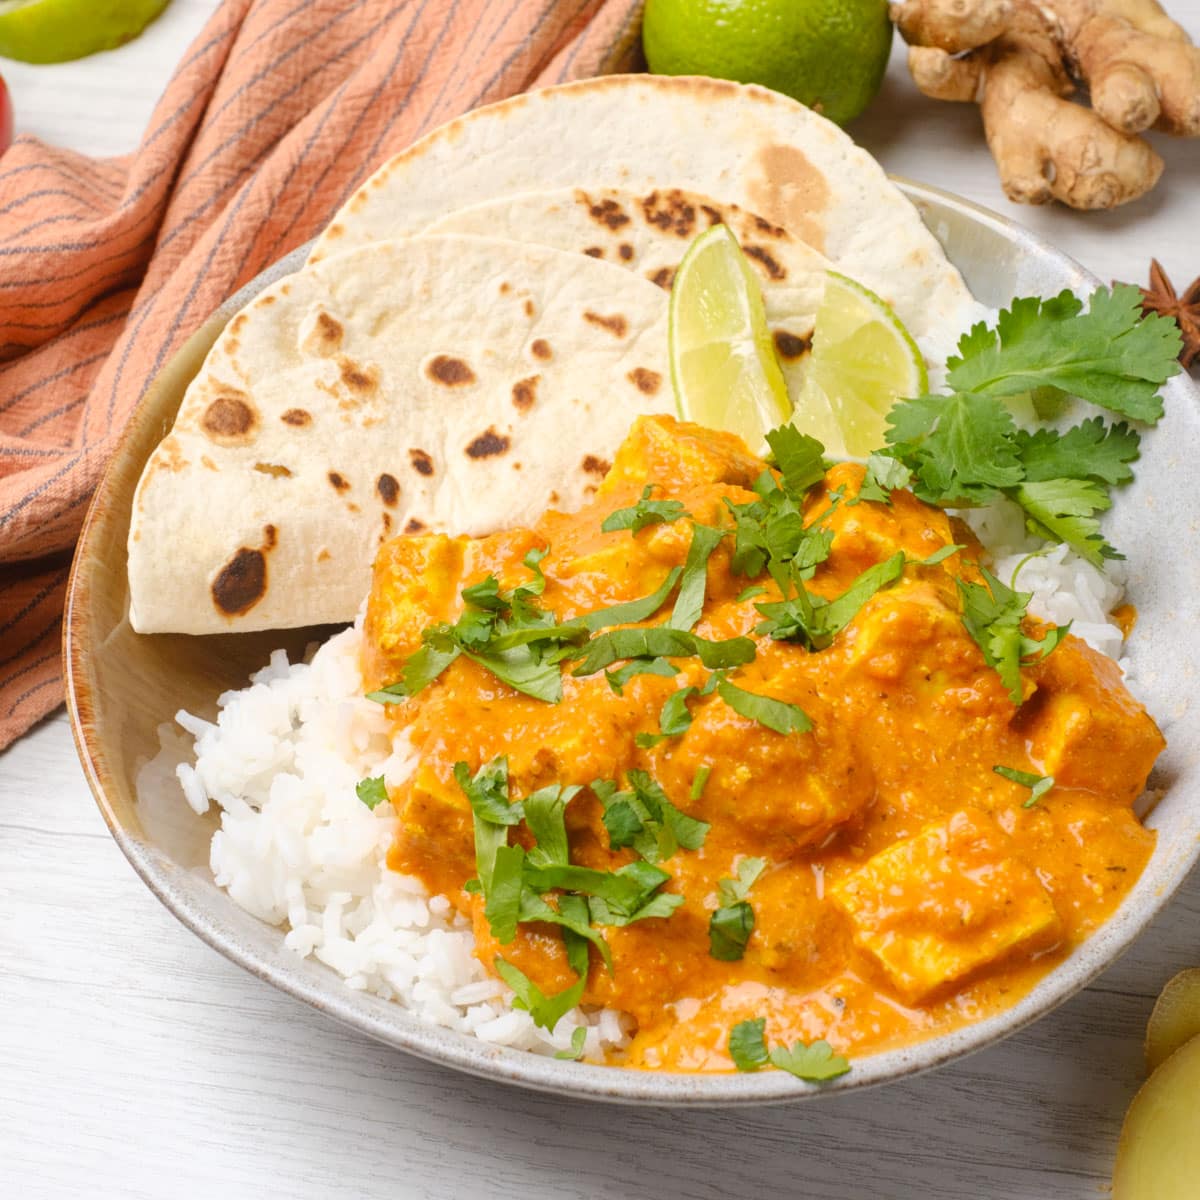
[831, 809, 1061, 1002]
[599, 415, 763, 495]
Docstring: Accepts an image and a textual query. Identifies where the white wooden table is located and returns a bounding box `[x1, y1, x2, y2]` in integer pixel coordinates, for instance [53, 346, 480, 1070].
[3, 5, 1198, 1197]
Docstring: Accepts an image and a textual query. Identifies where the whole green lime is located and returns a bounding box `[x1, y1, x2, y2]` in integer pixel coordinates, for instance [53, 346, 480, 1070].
[642, 0, 893, 126]
[0, 0, 170, 64]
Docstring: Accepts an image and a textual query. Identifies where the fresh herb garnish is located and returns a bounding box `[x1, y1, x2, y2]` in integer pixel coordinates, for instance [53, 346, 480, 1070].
[993, 765, 1056, 807]
[578, 567, 682, 632]
[601, 485, 691, 535]
[669, 523, 727, 631]
[594, 771, 709, 864]
[572, 627, 756, 676]
[709, 857, 766, 961]
[555, 1025, 588, 1060]
[635, 684, 699, 748]
[690, 765, 712, 800]
[957, 568, 1070, 704]
[765, 424, 826, 494]
[494, 957, 585, 1031]
[605, 657, 679, 695]
[728, 1018, 850, 1080]
[857, 453, 913, 504]
[355, 775, 389, 811]
[713, 675, 811, 735]
[754, 552, 906, 650]
[523, 783, 581, 867]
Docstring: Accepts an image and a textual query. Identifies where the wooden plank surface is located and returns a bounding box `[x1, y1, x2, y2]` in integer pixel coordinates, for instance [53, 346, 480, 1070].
[3, 5, 1199, 1197]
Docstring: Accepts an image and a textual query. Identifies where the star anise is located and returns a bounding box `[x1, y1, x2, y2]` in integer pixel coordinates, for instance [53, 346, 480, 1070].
[1136, 260, 1200, 370]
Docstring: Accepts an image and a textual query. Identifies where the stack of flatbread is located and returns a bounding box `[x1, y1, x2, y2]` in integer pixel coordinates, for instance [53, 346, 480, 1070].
[127, 75, 982, 636]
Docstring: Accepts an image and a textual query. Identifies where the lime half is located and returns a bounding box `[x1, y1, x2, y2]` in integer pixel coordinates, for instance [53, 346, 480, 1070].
[669, 223, 792, 454]
[792, 272, 928, 459]
[0, 0, 169, 64]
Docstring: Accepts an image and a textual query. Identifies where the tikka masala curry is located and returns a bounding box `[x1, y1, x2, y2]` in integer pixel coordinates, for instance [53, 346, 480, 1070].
[361, 415, 1163, 1071]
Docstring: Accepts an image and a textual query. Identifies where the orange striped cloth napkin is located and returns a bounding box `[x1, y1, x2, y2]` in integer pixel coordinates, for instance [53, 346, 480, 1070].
[0, 0, 646, 752]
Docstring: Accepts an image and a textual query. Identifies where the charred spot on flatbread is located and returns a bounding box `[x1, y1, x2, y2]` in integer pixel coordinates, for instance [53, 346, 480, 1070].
[512, 375, 540, 412]
[531, 338, 552, 361]
[742, 244, 785, 281]
[338, 357, 379, 397]
[582, 454, 611, 477]
[584, 246, 604, 258]
[328, 471, 350, 493]
[618, 243, 634, 261]
[748, 144, 829, 252]
[627, 368, 662, 396]
[773, 330, 813, 360]
[201, 391, 258, 445]
[583, 311, 628, 338]
[523, 299, 535, 317]
[301, 310, 345, 357]
[640, 190, 699, 239]
[254, 462, 292, 478]
[410, 449, 435, 476]
[648, 266, 675, 291]
[405, 518, 426, 534]
[426, 354, 477, 386]
[281, 408, 311, 427]
[376, 473, 400, 506]
[212, 544, 269, 616]
[700, 204, 723, 227]
[466, 428, 510, 459]
[585, 196, 630, 230]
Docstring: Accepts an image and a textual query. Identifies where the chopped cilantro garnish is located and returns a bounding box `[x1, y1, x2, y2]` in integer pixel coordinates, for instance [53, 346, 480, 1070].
[483, 843, 527, 944]
[690, 765, 712, 801]
[668, 523, 726, 632]
[714, 676, 811, 735]
[555, 1025, 589, 1060]
[735, 584, 768, 603]
[957, 568, 1069, 704]
[1015, 417, 1139, 487]
[354, 775, 389, 811]
[494, 957, 585, 1031]
[764, 423, 826, 494]
[914, 543, 964, 567]
[755, 551, 906, 650]
[578, 567, 682, 632]
[993, 765, 1056, 807]
[523, 784, 580, 868]
[709, 857, 766, 961]
[601, 485, 691, 535]
[572, 627, 756, 677]
[594, 771, 709, 864]
[729, 1018, 850, 1080]
[1014, 477, 1118, 566]
[635, 685, 698, 748]
[769, 1039, 851, 1081]
[858, 453, 914, 504]
[605, 657, 680, 695]
[729, 1018, 769, 1071]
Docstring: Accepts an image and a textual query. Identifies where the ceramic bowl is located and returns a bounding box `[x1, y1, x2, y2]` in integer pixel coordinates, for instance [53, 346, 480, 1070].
[65, 182, 1200, 1105]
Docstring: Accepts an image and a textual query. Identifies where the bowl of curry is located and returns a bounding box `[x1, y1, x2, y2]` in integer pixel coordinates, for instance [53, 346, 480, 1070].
[65, 183, 1200, 1103]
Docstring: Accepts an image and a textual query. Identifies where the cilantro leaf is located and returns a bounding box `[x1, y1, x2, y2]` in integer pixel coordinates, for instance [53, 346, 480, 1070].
[690, 765, 712, 800]
[735, 584, 768, 603]
[993, 765, 1055, 807]
[627, 769, 710, 852]
[769, 1039, 851, 1081]
[365, 641, 460, 704]
[555, 1026, 588, 1060]
[605, 657, 679, 695]
[1014, 417, 1140, 487]
[716, 677, 811, 735]
[945, 285, 1181, 424]
[719, 857, 766, 905]
[601, 485, 691, 535]
[885, 392, 1024, 505]
[729, 1018, 769, 1071]
[914, 543, 965, 567]
[709, 901, 755, 961]
[1014, 478, 1118, 566]
[764, 424, 826, 495]
[858, 454, 913, 504]
[494, 957, 585, 1032]
[957, 568, 1069, 704]
[523, 784, 581, 868]
[669, 524, 727, 631]
[572, 627, 756, 676]
[484, 844, 527, 944]
[355, 775, 389, 811]
[454, 758, 523, 826]
[636, 685, 698, 748]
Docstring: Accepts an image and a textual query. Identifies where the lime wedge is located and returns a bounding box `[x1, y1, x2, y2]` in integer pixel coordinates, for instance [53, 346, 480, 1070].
[793, 272, 928, 459]
[0, 0, 169, 64]
[669, 223, 792, 454]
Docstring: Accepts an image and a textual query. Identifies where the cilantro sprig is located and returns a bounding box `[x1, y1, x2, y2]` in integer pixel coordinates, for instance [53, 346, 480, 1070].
[883, 286, 1180, 565]
[601, 485, 691, 535]
[709, 857, 766, 961]
[993, 764, 1055, 807]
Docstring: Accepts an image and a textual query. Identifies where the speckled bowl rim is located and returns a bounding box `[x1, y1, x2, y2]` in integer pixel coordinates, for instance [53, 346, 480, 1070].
[65, 180, 1200, 1106]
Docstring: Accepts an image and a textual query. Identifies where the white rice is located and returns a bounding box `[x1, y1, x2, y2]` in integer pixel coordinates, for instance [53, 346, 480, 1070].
[178, 620, 630, 1060]
[175, 484, 1131, 1059]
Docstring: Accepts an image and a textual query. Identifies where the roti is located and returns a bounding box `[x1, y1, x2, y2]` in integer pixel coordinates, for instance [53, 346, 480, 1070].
[127, 235, 671, 635]
[310, 74, 980, 347]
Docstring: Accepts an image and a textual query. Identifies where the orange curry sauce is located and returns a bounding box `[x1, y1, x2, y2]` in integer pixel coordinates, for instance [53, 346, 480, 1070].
[361, 416, 1163, 1071]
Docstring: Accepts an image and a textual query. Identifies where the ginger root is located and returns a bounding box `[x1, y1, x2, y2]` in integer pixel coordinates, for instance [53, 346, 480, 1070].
[891, 0, 1200, 208]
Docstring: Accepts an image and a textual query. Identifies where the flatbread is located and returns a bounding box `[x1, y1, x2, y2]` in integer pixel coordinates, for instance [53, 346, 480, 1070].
[426, 185, 829, 382]
[128, 235, 671, 635]
[310, 74, 981, 347]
